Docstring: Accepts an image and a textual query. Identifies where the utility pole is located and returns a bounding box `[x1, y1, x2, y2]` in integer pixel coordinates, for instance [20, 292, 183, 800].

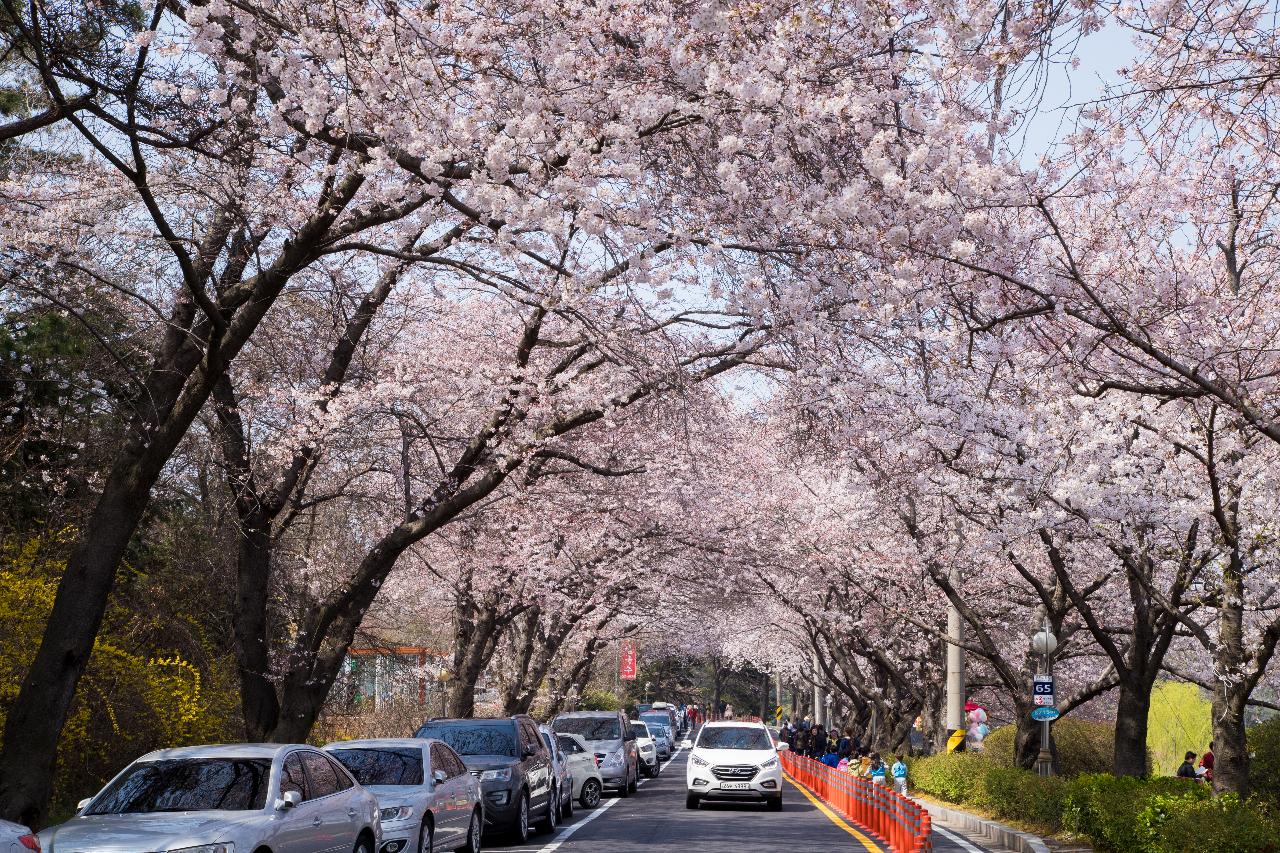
[811, 648, 824, 727]
[775, 670, 782, 721]
[945, 562, 966, 746]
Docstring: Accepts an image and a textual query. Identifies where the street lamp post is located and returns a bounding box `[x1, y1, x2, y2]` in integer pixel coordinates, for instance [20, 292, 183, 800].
[1031, 624, 1058, 777]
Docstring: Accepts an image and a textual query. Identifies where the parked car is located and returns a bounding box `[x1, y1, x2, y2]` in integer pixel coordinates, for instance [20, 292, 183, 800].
[537, 725, 573, 820]
[685, 721, 782, 811]
[555, 733, 603, 809]
[1, 819, 38, 852]
[551, 710, 638, 797]
[645, 722, 673, 760]
[640, 708, 679, 743]
[630, 721, 660, 777]
[414, 715, 555, 844]
[325, 738, 482, 853]
[39, 744, 381, 853]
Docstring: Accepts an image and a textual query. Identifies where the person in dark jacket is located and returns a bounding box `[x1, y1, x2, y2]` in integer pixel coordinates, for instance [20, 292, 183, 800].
[1177, 751, 1199, 780]
[808, 724, 826, 758]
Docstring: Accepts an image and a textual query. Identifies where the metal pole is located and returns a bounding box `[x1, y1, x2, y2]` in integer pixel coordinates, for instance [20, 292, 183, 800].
[1035, 620, 1055, 776]
[945, 563, 966, 736]
[812, 649, 824, 728]
[775, 670, 782, 720]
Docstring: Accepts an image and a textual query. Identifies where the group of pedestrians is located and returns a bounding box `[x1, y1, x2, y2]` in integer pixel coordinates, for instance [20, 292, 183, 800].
[1177, 741, 1215, 783]
[778, 717, 909, 794]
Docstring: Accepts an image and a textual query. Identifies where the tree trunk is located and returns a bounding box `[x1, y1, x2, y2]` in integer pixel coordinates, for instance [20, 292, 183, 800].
[1113, 680, 1153, 777]
[1014, 699, 1044, 769]
[0, 473, 151, 827]
[1211, 687, 1249, 795]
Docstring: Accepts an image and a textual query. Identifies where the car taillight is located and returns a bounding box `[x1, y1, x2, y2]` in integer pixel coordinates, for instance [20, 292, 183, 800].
[19, 834, 39, 851]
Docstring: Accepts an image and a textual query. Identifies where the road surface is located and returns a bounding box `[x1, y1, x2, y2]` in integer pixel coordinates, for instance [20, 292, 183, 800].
[495, 747, 1000, 853]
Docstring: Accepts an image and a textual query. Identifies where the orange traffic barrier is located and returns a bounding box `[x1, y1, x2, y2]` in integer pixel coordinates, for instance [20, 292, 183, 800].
[781, 751, 932, 853]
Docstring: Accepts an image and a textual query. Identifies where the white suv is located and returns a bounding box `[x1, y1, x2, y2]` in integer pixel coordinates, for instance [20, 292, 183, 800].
[685, 721, 783, 811]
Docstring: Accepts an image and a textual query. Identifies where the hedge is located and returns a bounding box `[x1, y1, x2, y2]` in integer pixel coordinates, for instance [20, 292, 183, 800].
[1249, 715, 1280, 808]
[981, 719, 1130, 776]
[908, 754, 1280, 852]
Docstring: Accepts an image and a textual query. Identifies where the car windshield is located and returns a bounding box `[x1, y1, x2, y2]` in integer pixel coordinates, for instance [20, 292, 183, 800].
[632, 723, 650, 738]
[697, 727, 773, 751]
[88, 758, 272, 814]
[556, 735, 583, 754]
[414, 722, 518, 757]
[552, 717, 621, 741]
[328, 748, 423, 786]
[640, 715, 669, 730]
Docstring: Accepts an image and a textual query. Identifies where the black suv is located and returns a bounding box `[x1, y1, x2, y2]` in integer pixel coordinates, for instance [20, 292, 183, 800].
[414, 714, 556, 843]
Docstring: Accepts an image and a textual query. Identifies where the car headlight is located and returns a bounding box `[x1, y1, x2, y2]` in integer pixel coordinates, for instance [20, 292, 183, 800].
[167, 845, 234, 853]
[480, 767, 512, 782]
[690, 754, 709, 767]
[602, 749, 624, 767]
[760, 757, 778, 770]
[380, 805, 414, 821]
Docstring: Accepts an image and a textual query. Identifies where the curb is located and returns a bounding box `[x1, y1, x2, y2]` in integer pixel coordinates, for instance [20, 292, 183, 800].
[915, 798, 1052, 853]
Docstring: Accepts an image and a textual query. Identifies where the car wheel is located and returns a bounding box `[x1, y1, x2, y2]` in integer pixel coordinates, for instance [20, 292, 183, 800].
[354, 835, 373, 853]
[628, 766, 638, 793]
[456, 809, 481, 853]
[561, 785, 573, 818]
[537, 785, 559, 833]
[579, 779, 602, 808]
[652, 761, 661, 778]
[513, 791, 531, 844]
[418, 816, 434, 853]
[685, 793, 700, 810]
[767, 795, 783, 812]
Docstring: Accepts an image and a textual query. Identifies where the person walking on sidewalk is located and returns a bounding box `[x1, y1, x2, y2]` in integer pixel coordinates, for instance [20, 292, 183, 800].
[869, 752, 888, 785]
[891, 754, 908, 794]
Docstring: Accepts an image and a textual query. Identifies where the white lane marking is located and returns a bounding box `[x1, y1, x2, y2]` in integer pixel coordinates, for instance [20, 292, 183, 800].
[532, 746, 685, 852]
[933, 824, 987, 853]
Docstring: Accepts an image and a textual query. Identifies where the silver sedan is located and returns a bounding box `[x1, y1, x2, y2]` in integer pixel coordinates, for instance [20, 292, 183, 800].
[39, 743, 381, 853]
[325, 738, 483, 853]
[1, 819, 38, 852]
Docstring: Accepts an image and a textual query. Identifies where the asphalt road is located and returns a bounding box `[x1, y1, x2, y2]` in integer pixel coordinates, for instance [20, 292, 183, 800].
[492, 747, 996, 853]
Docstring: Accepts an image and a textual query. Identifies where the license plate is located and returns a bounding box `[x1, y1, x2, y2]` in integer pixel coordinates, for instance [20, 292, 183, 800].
[719, 781, 750, 790]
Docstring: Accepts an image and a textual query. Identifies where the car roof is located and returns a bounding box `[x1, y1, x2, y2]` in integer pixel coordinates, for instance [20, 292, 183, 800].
[323, 738, 430, 751]
[137, 744, 299, 762]
[701, 720, 767, 729]
[554, 710, 620, 718]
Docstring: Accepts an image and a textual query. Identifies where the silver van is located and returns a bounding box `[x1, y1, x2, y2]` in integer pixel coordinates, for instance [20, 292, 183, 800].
[550, 711, 639, 797]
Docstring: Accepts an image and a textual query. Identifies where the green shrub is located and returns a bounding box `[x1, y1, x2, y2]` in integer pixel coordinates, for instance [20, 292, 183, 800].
[578, 689, 622, 711]
[1061, 774, 1207, 851]
[1249, 716, 1280, 807]
[978, 766, 1065, 831]
[1137, 792, 1280, 853]
[983, 718, 1123, 776]
[908, 752, 991, 804]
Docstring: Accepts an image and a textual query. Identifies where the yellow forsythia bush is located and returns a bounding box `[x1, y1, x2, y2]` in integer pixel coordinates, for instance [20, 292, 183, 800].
[0, 536, 239, 819]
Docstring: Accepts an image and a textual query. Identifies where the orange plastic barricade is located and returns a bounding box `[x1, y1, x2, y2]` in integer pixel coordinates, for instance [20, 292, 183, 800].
[780, 751, 932, 853]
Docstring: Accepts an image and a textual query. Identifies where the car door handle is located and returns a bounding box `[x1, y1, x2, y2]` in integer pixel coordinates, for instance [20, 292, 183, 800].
[312, 816, 322, 826]
[347, 808, 357, 817]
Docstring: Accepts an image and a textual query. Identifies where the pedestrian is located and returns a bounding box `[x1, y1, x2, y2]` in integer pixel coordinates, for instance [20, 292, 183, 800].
[837, 728, 853, 759]
[858, 750, 872, 778]
[821, 746, 840, 768]
[869, 752, 888, 785]
[1199, 741, 1215, 784]
[1177, 751, 1198, 780]
[725, 703, 734, 720]
[794, 726, 810, 757]
[891, 754, 908, 794]
[809, 723, 826, 759]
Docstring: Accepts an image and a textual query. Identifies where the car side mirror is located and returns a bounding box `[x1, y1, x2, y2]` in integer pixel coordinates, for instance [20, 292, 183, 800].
[524, 745, 539, 758]
[777, 742, 790, 752]
[433, 769, 447, 784]
[275, 790, 302, 810]
[77, 797, 92, 812]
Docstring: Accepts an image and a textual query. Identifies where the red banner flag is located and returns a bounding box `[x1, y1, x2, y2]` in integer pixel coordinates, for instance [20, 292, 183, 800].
[620, 640, 637, 681]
